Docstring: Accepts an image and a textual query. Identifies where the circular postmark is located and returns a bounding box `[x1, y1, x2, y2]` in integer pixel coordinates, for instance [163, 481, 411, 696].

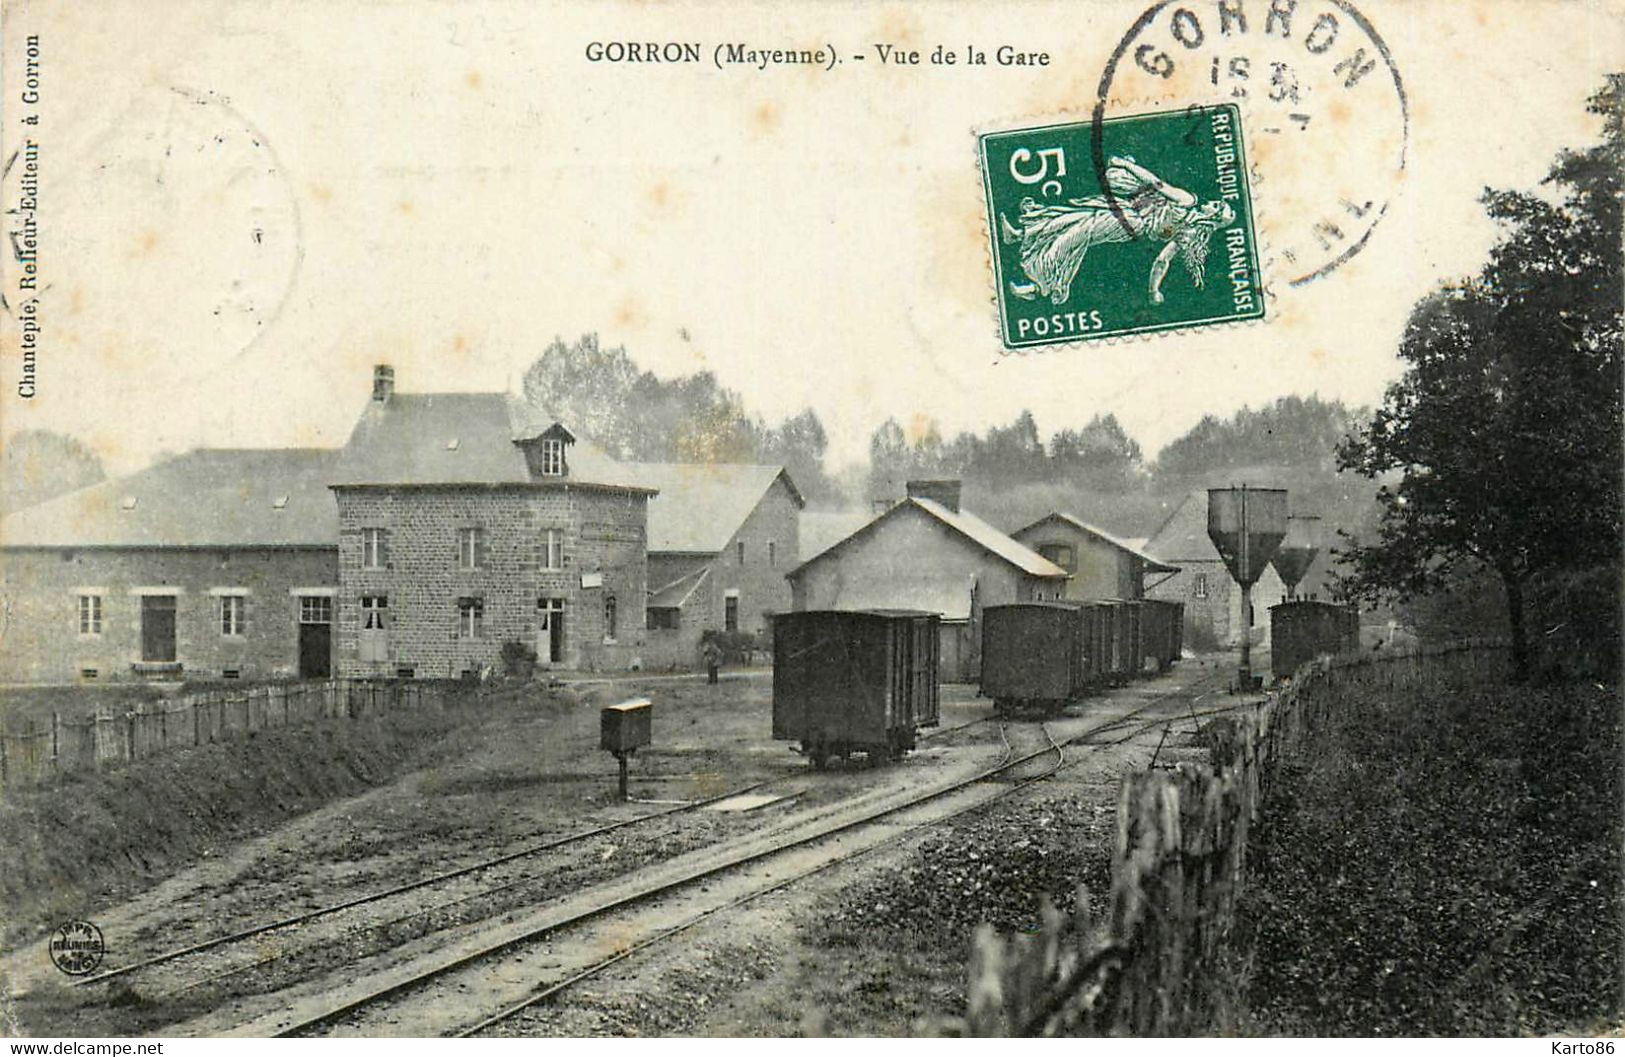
[48, 918, 105, 976]
[35, 84, 303, 386]
[1093, 0, 1408, 286]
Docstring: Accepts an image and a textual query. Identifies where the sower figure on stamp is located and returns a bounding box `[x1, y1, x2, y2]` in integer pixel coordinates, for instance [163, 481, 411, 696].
[1000, 155, 1235, 306]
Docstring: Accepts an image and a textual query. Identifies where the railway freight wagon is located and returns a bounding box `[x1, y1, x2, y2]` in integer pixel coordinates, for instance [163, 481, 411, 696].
[772, 610, 941, 768]
[981, 602, 1090, 716]
[1140, 600, 1185, 672]
[1100, 600, 1142, 683]
[1270, 600, 1360, 680]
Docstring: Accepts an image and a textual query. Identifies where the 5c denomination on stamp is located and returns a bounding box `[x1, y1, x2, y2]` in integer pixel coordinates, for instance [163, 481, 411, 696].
[979, 104, 1264, 350]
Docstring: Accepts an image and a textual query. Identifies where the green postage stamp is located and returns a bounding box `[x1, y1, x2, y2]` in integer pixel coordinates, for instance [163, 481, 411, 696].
[978, 104, 1265, 350]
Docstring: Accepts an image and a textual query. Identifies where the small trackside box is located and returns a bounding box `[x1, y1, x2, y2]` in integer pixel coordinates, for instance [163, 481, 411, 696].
[600, 698, 652, 754]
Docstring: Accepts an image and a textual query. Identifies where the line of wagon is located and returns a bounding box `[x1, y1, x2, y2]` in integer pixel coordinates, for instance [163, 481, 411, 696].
[770, 598, 1186, 767]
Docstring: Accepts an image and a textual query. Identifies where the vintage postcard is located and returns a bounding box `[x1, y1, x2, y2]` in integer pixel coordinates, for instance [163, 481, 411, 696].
[0, 0, 1620, 1043]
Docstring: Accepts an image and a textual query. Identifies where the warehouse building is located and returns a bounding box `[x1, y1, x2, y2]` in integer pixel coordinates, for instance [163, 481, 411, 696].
[1010, 512, 1179, 601]
[785, 480, 1069, 681]
[631, 462, 803, 668]
[0, 449, 342, 683]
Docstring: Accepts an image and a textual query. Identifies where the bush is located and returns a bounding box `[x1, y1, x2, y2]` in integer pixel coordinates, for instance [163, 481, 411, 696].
[500, 639, 538, 682]
[699, 629, 758, 664]
[1525, 564, 1620, 683]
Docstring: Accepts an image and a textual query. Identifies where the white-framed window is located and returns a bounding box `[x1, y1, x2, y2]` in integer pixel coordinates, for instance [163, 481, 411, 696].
[540, 437, 565, 476]
[542, 528, 564, 571]
[1192, 572, 1209, 599]
[219, 594, 247, 637]
[457, 597, 484, 638]
[299, 595, 333, 624]
[362, 527, 388, 569]
[77, 594, 103, 636]
[458, 527, 483, 570]
[603, 595, 618, 642]
[724, 594, 739, 632]
[736, 540, 746, 565]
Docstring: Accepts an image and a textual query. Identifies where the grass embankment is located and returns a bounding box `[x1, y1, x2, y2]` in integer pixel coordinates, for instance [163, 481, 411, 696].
[0, 687, 493, 948]
[1239, 680, 1622, 1035]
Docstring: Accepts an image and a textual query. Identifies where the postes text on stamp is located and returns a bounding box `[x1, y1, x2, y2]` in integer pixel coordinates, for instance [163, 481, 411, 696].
[979, 104, 1264, 350]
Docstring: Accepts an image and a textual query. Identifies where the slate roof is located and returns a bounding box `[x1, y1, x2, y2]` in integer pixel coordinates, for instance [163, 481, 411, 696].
[623, 462, 802, 554]
[1014, 512, 1179, 573]
[647, 566, 710, 609]
[800, 509, 874, 561]
[0, 449, 341, 548]
[1143, 491, 1226, 563]
[332, 392, 652, 491]
[788, 498, 1068, 580]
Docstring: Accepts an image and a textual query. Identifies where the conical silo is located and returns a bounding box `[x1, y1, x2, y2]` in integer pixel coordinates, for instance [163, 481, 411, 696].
[1206, 486, 1289, 687]
[1271, 515, 1323, 598]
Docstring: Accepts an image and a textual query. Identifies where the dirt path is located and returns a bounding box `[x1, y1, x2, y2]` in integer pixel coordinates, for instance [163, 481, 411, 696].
[7, 675, 997, 1035]
[10, 660, 1241, 1037]
[484, 665, 1237, 1036]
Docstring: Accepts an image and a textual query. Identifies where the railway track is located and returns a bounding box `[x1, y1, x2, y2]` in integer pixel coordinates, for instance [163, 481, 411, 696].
[72, 776, 781, 995]
[461, 686, 1245, 1037]
[73, 707, 996, 1006]
[233, 668, 1245, 1038]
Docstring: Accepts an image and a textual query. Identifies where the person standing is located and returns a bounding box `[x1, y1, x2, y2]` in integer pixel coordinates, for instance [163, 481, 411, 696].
[702, 639, 722, 685]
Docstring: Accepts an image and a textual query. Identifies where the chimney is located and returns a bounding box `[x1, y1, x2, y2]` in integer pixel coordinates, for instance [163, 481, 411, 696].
[906, 478, 961, 513]
[372, 364, 395, 403]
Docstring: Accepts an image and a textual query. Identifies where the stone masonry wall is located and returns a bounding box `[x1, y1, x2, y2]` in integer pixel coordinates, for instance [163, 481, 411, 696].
[334, 485, 648, 678]
[0, 547, 338, 683]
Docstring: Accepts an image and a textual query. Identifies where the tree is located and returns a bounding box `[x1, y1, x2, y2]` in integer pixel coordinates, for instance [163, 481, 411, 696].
[1152, 395, 1361, 482]
[1336, 77, 1623, 680]
[1, 430, 106, 514]
[1050, 413, 1144, 493]
[521, 334, 833, 495]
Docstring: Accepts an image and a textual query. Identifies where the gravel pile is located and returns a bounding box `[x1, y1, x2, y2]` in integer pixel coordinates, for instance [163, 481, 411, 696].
[810, 791, 1118, 951]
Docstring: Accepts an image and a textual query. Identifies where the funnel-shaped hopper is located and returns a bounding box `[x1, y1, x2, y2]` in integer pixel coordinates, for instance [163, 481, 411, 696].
[1271, 515, 1323, 594]
[1206, 487, 1289, 586]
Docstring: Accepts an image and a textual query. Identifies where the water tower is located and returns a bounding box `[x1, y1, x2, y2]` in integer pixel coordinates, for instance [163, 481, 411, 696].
[1271, 515, 1323, 600]
[1206, 486, 1289, 687]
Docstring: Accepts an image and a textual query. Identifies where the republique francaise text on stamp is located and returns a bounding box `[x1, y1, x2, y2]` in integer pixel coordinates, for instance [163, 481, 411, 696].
[979, 104, 1264, 350]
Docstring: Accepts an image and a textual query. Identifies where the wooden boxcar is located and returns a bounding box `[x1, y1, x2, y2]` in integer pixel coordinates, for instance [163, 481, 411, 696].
[1140, 600, 1185, 672]
[772, 610, 941, 767]
[981, 602, 1089, 716]
[1099, 600, 1142, 683]
[1270, 600, 1359, 680]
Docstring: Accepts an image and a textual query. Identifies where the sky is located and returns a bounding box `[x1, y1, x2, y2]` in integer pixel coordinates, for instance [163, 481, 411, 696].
[1, 0, 1620, 476]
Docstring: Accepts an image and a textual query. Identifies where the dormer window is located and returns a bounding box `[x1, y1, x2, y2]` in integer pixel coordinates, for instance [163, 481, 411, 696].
[540, 437, 564, 476]
[516, 422, 575, 479]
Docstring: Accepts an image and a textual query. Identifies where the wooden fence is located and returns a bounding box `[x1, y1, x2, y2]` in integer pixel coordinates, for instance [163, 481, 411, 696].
[0, 681, 446, 788]
[958, 638, 1511, 1037]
